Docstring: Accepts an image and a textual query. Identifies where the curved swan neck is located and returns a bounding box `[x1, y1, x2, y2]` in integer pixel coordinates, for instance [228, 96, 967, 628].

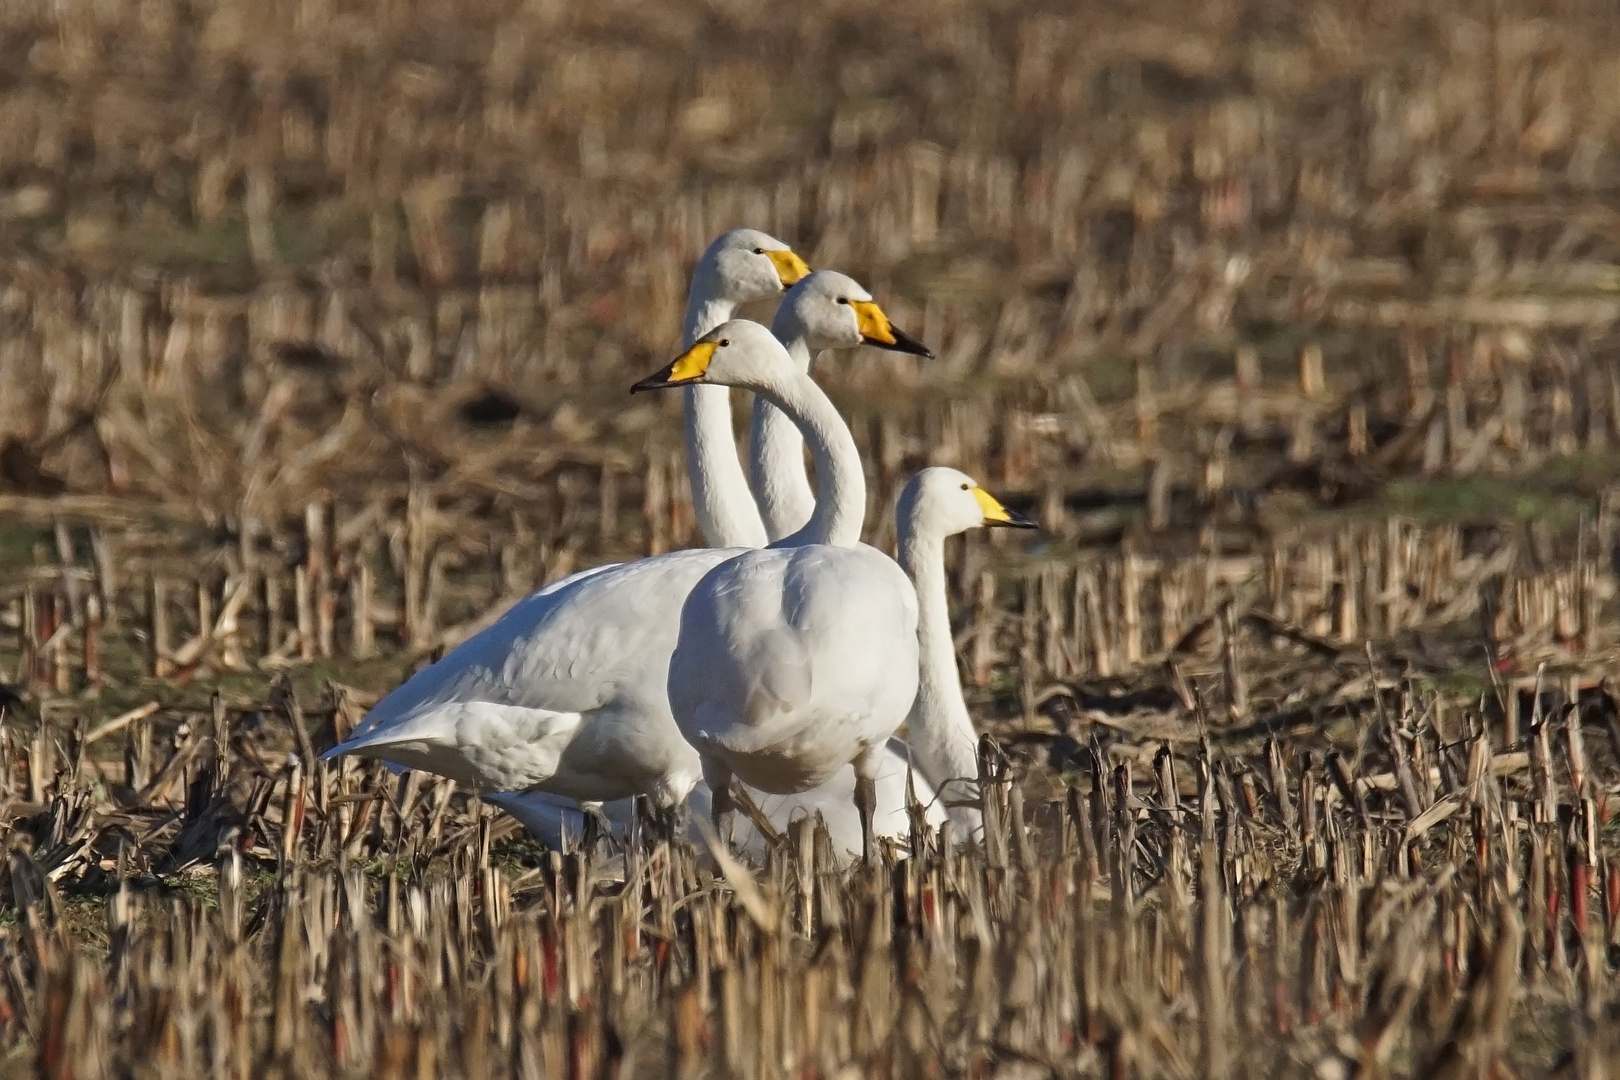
[683, 294, 733, 345]
[681, 296, 768, 549]
[759, 372, 864, 549]
[750, 330, 816, 542]
[898, 524, 981, 828]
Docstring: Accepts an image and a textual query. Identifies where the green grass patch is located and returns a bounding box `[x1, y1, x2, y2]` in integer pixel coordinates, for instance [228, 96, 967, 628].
[1377, 453, 1620, 527]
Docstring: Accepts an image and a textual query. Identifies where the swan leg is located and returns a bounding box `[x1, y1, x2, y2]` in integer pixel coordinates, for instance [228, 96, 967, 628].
[632, 794, 677, 846]
[657, 798, 690, 846]
[854, 744, 883, 864]
[581, 801, 613, 856]
[855, 774, 877, 864]
[703, 759, 735, 851]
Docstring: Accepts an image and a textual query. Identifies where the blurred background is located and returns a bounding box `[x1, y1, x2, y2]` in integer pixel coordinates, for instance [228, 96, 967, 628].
[6, 0, 1620, 513]
[0, 0, 1618, 704]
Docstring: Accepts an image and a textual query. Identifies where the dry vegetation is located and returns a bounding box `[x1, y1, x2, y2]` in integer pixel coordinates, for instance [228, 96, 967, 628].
[5, 0, 1620, 1075]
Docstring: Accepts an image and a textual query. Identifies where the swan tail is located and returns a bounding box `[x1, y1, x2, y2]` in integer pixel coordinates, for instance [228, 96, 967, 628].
[323, 705, 454, 761]
[322, 700, 581, 793]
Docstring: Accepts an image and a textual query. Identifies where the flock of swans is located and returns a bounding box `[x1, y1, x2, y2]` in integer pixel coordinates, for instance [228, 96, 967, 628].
[324, 228, 1036, 862]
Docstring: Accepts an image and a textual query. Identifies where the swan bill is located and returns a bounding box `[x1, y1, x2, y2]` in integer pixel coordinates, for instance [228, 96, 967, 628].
[850, 300, 935, 358]
[765, 249, 812, 287]
[630, 341, 717, 393]
[873, 324, 935, 358]
[971, 487, 1037, 529]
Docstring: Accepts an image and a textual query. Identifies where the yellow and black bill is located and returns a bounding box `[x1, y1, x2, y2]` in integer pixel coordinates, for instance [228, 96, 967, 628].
[849, 299, 935, 358]
[630, 341, 716, 393]
[972, 487, 1038, 529]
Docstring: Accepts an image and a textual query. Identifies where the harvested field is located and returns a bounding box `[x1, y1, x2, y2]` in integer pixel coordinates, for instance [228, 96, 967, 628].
[4, 0, 1620, 1075]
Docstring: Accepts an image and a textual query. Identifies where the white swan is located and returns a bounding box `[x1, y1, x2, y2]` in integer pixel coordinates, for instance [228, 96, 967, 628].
[632, 319, 931, 858]
[485, 466, 1032, 858]
[895, 467, 1034, 833]
[750, 270, 933, 540]
[755, 274, 1007, 837]
[320, 231, 808, 806]
[680, 230, 810, 547]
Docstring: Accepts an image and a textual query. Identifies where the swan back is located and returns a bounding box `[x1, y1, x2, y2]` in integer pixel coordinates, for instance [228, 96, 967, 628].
[324, 548, 740, 801]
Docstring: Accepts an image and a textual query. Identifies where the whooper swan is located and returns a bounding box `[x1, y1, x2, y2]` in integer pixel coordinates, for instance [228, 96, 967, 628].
[321, 232, 807, 811]
[749, 269, 932, 540]
[633, 320, 957, 858]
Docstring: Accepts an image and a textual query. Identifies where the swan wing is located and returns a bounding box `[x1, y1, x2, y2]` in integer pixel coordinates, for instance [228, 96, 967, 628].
[325, 549, 737, 793]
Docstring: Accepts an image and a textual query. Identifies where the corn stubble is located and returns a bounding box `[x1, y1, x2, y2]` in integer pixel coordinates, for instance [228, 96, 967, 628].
[5, 0, 1620, 1074]
[5, 644, 1620, 1079]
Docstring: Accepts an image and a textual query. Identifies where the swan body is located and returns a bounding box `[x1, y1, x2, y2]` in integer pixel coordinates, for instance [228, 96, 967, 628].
[321, 231, 807, 804]
[677, 541, 920, 793]
[328, 549, 736, 801]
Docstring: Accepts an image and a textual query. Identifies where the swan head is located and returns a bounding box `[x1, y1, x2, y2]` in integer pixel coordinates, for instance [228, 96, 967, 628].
[631, 319, 795, 395]
[773, 270, 934, 358]
[697, 228, 811, 304]
[897, 467, 1037, 539]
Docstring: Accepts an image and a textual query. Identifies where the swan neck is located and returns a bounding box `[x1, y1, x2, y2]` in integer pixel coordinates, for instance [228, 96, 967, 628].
[750, 332, 816, 542]
[683, 294, 732, 346]
[899, 526, 981, 826]
[678, 294, 768, 549]
[761, 374, 864, 548]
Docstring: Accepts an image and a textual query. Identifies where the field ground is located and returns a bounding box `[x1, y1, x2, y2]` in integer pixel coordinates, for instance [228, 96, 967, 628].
[5, 0, 1620, 1075]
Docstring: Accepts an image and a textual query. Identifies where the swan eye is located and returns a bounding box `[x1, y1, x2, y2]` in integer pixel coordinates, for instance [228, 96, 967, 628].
[836, 297, 849, 305]
[960, 483, 970, 490]
[752, 247, 764, 254]
[718, 338, 730, 347]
